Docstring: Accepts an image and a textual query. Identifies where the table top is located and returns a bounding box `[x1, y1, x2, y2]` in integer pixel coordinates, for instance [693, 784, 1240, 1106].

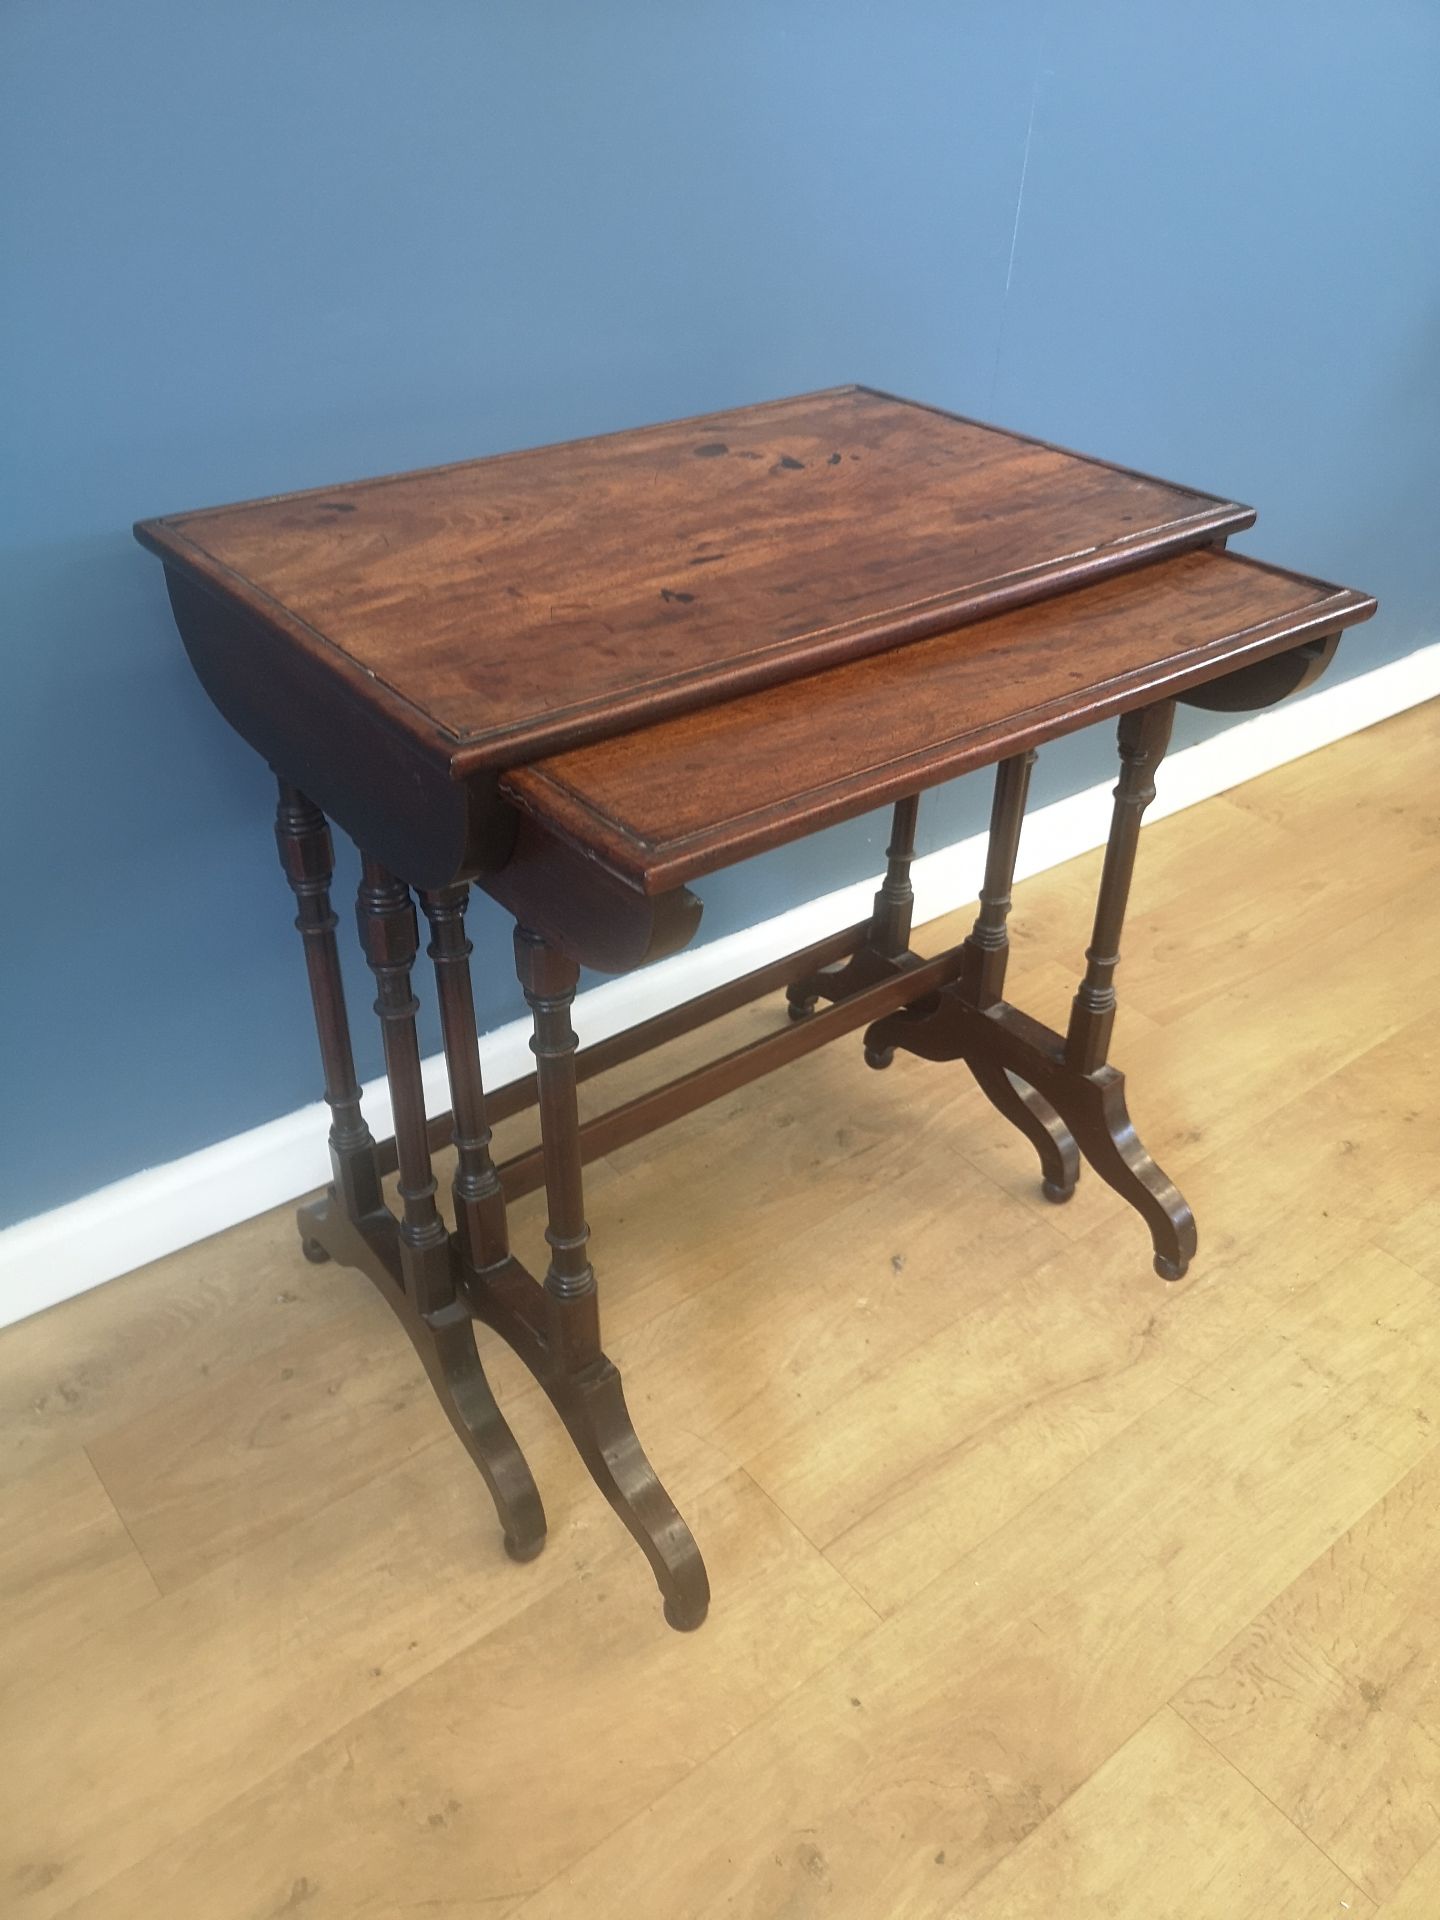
[136, 385, 1253, 773]
[503, 549, 1375, 896]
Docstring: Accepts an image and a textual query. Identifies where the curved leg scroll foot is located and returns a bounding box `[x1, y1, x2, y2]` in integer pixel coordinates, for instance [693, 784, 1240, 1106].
[514, 926, 709, 1628]
[786, 957, 853, 1021]
[417, 1301, 548, 1561]
[296, 1198, 353, 1270]
[862, 994, 951, 1067]
[1067, 1074, 1196, 1281]
[862, 986, 1193, 1275]
[966, 1058, 1081, 1203]
[548, 1359, 710, 1631]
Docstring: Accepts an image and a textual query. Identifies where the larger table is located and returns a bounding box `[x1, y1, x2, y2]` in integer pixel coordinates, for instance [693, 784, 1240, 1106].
[136, 386, 1375, 1629]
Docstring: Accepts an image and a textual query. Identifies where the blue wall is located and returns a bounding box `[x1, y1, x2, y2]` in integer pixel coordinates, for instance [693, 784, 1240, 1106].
[3, 1, 1437, 1227]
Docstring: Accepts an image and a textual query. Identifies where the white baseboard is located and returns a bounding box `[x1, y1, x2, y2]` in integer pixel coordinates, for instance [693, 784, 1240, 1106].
[4, 642, 1437, 1330]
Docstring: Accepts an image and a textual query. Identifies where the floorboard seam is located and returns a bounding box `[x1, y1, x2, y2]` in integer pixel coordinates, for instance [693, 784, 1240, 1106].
[1169, 1701, 1377, 1907]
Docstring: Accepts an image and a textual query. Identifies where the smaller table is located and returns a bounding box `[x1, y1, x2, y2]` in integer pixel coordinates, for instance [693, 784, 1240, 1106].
[137, 388, 1375, 1629]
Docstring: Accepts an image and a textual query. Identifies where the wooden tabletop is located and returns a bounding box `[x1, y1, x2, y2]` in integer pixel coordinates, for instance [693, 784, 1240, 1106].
[503, 549, 1376, 896]
[136, 385, 1253, 774]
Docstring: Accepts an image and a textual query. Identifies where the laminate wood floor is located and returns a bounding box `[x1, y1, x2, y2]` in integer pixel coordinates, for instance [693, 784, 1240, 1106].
[3, 697, 1437, 1919]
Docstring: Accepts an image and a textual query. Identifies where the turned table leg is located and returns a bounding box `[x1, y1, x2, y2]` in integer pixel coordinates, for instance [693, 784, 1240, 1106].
[859, 794, 921, 1066]
[788, 793, 921, 1028]
[274, 782, 384, 1240]
[961, 751, 1036, 1010]
[959, 752, 1081, 1201]
[356, 860, 452, 1312]
[354, 859, 545, 1558]
[420, 885, 511, 1277]
[869, 792, 921, 962]
[1066, 703, 1172, 1077]
[1056, 701, 1196, 1277]
[515, 927, 710, 1630]
[860, 709, 1196, 1278]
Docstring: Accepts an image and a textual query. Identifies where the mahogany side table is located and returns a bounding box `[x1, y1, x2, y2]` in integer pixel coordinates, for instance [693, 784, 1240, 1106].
[136, 387, 1375, 1629]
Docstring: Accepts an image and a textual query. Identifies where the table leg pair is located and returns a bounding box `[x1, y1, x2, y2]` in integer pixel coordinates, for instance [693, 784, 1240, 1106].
[788, 698, 1195, 1280]
[277, 787, 709, 1628]
[275, 696, 1190, 1629]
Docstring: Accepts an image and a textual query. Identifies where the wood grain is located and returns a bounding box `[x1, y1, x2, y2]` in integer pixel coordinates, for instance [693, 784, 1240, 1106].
[1174, 1446, 1440, 1903]
[510, 1246, 1439, 1920]
[84, 1300, 455, 1591]
[0, 1450, 158, 1681]
[56, 1470, 874, 1920]
[1378, 1194, 1440, 1285]
[137, 385, 1373, 892]
[1375, 1841, 1440, 1918]
[0, 1393, 736, 1919]
[957, 1707, 1372, 1919]
[504, 548, 1374, 894]
[0, 1208, 362, 1484]
[740, 1231, 1191, 1613]
[136, 385, 1253, 767]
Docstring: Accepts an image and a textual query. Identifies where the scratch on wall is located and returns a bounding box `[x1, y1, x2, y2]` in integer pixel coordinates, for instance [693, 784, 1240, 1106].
[988, 66, 1050, 409]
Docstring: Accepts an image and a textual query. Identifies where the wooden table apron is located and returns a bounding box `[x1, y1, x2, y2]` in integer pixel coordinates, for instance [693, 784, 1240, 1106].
[135, 390, 1376, 1630]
